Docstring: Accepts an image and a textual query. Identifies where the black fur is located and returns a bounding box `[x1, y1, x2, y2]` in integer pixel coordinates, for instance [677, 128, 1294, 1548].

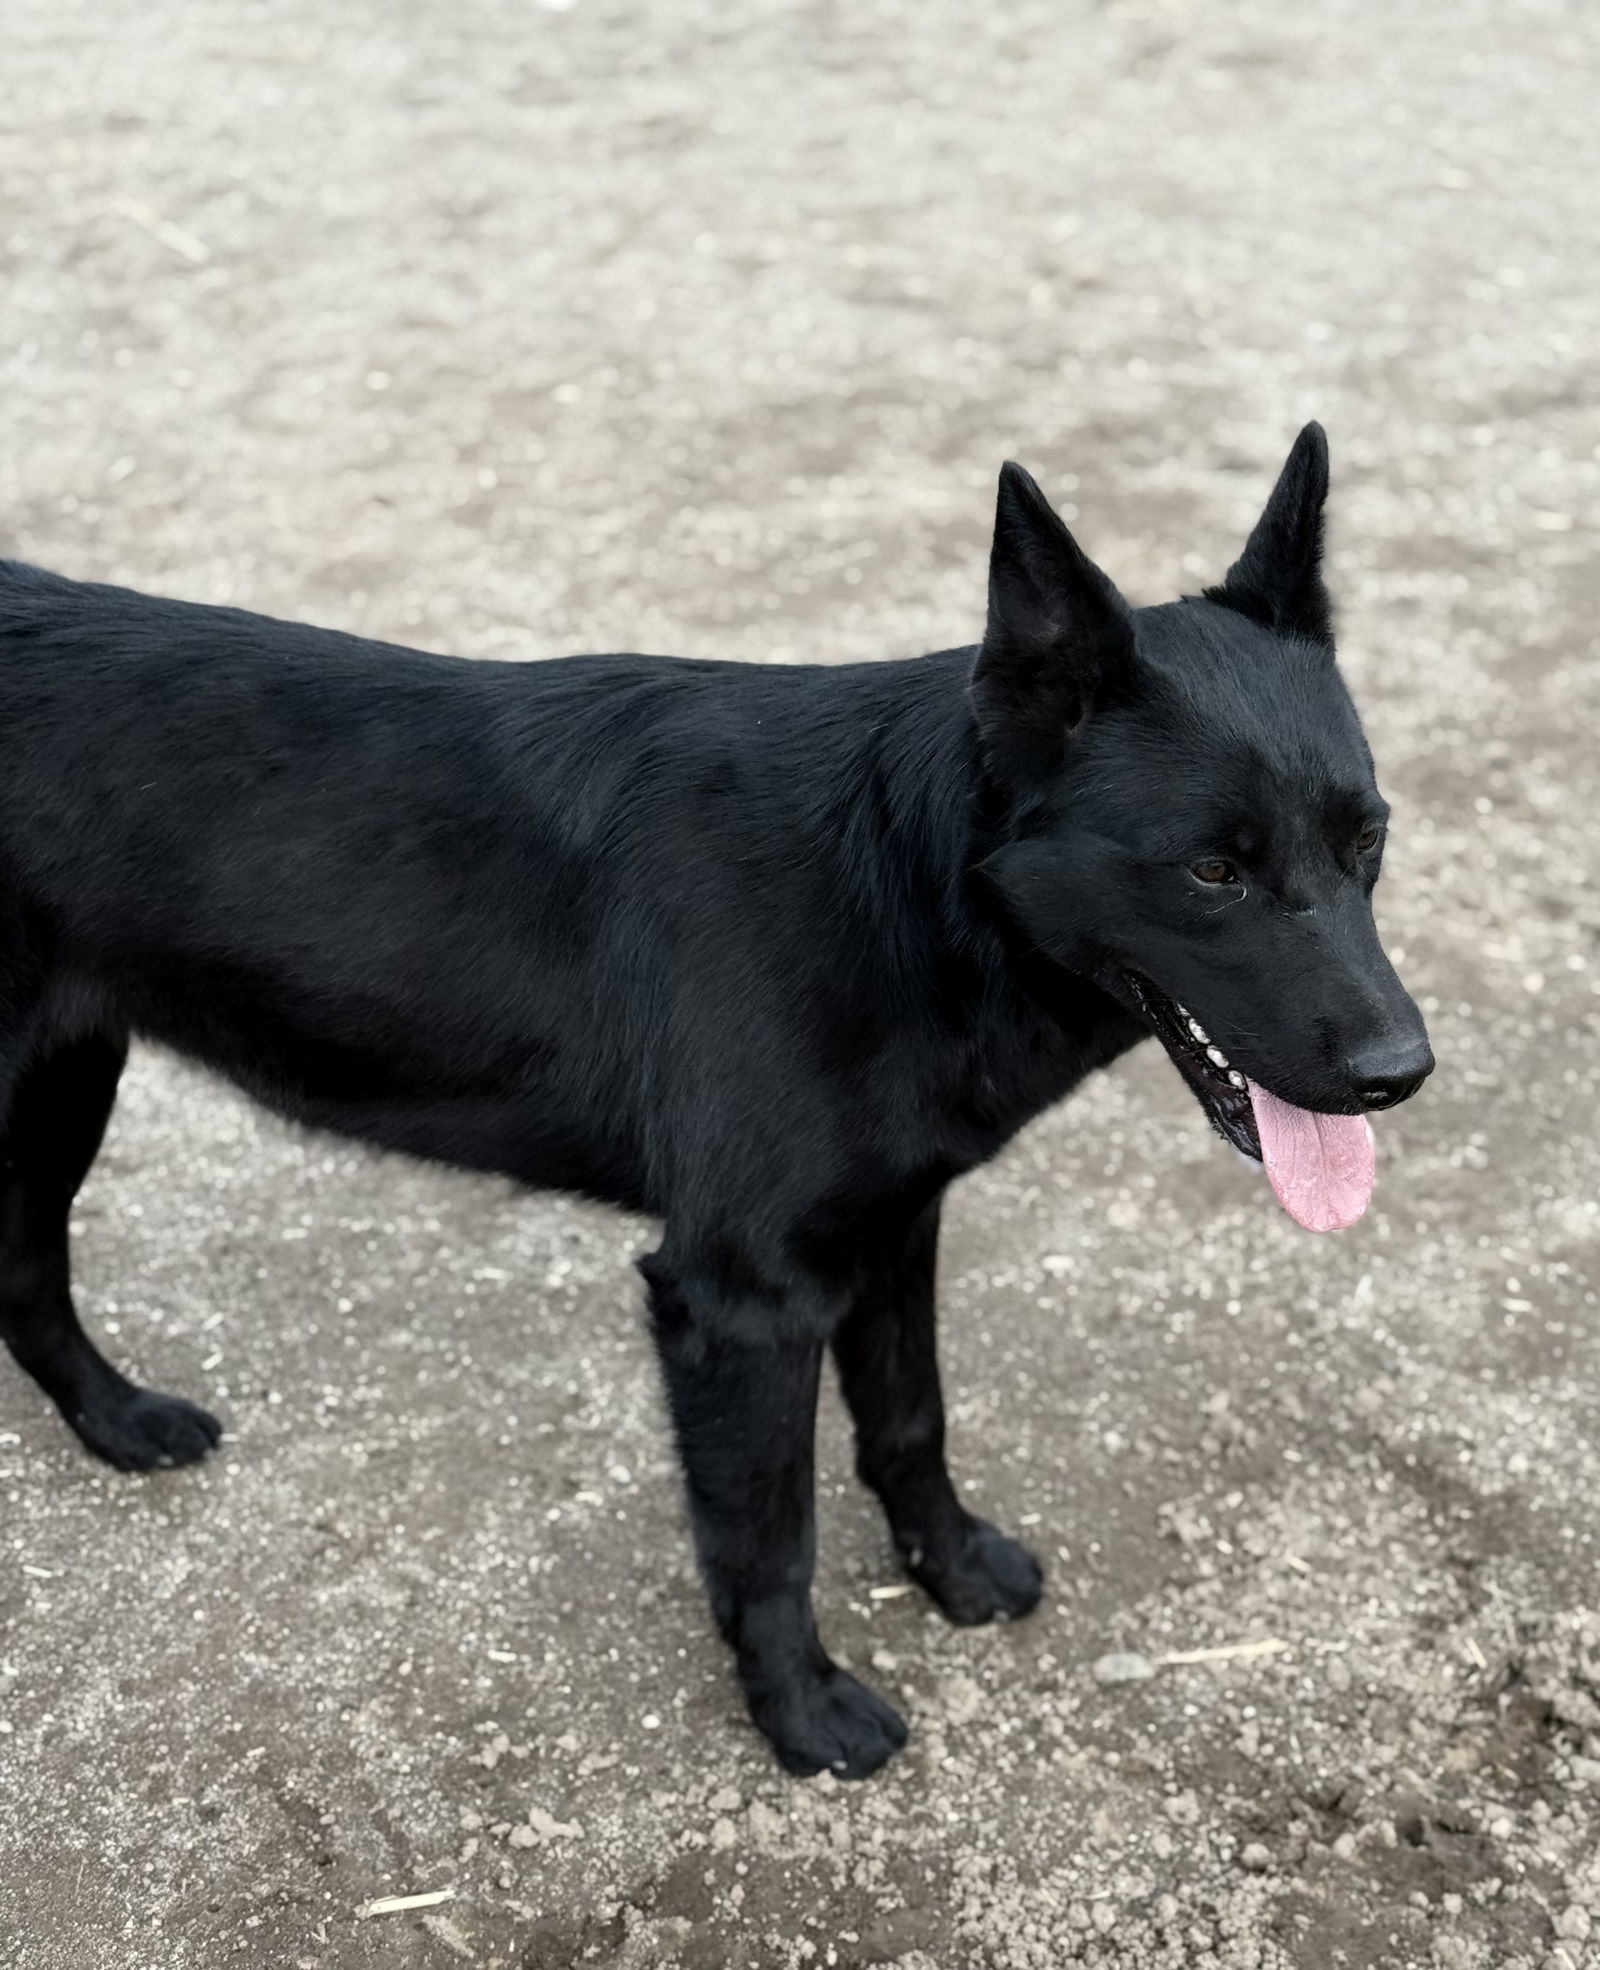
[0, 427, 1429, 1776]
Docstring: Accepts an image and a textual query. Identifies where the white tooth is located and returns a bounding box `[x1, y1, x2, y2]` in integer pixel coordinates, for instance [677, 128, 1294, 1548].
[1187, 1018, 1208, 1043]
[1228, 1070, 1246, 1089]
[1206, 1046, 1229, 1069]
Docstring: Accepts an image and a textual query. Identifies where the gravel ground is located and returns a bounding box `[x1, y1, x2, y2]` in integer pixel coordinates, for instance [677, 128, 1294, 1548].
[3, 2, 1599, 1966]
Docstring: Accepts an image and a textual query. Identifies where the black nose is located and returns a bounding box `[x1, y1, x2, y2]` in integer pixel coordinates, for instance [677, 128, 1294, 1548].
[1347, 1038, 1434, 1111]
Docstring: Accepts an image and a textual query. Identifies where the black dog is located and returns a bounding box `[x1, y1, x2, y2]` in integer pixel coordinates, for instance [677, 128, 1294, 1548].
[0, 425, 1430, 1777]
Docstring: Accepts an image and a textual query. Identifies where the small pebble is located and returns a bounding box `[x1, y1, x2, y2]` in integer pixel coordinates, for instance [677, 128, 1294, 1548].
[1092, 1651, 1155, 1685]
[527, 1807, 583, 1841]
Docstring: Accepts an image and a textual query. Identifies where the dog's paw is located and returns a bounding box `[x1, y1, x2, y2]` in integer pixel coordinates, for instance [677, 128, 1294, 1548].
[908, 1516, 1043, 1626]
[71, 1387, 223, 1473]
[749, 1662, 908, 1780]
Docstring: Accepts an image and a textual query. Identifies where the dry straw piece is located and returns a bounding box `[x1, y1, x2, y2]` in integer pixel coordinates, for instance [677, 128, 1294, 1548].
[356, 1888, 457, 1920]
[1155, 1637, 1290, 1668]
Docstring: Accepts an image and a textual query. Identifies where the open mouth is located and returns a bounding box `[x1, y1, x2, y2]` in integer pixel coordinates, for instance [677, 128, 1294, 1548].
[1126, 972, 1261, 1161]
[1125, 971, 1376, 1234]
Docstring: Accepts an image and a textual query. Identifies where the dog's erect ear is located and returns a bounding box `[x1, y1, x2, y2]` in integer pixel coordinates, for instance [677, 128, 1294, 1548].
[1205, 422, 1333, 647]
[971, 462, 1135, 790]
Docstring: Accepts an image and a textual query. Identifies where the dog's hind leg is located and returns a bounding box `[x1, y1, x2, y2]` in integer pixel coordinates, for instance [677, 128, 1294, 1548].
[0, 1031, 222, 1471]
[640, 1245, 907, 1779]
[831, 1198, 1043, 1625]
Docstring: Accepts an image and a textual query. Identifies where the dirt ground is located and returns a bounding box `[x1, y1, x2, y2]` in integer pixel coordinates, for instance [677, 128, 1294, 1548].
[2, 1, 1599, 1966]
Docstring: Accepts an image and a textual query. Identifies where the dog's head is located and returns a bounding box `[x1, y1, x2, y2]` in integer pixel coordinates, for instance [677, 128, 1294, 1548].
[974, 425, 1432, 1231]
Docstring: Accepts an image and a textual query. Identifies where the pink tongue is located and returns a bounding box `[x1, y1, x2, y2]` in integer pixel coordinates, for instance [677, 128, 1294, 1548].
[1245, 1078, 1375, 1233]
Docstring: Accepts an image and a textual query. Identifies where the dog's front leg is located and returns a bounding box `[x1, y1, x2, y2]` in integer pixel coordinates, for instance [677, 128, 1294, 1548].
[640, 1250, 907, 1778]
[832, 1198, 1043, 1625]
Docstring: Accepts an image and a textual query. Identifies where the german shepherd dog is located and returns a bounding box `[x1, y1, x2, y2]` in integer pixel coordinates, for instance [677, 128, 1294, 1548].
[0, 425, 1431, 1777]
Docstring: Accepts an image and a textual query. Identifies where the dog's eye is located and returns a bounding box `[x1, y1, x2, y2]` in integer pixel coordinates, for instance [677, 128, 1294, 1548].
[1190, 859, 1237, 885]
[1355, 824, 1383, 854]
